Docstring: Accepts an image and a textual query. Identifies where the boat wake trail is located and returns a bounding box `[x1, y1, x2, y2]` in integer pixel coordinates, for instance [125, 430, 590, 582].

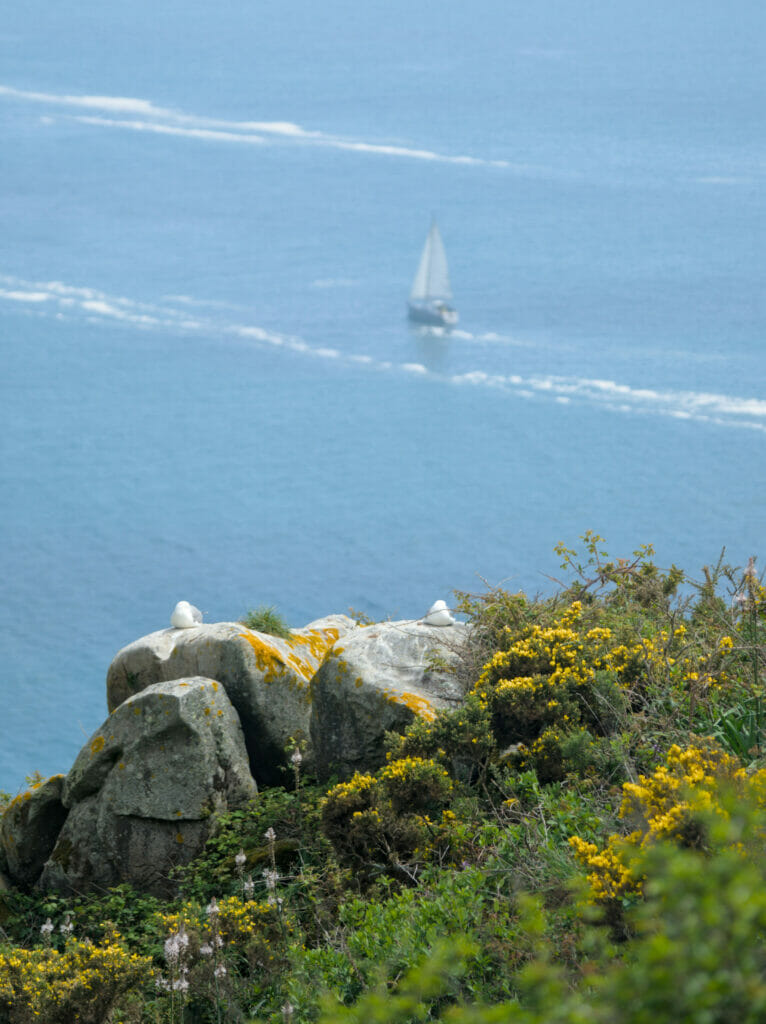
[2, 274, 764, 434]
[0, 84, 511, 169]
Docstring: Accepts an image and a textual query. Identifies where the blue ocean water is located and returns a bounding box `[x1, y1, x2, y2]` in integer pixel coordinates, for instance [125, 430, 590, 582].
[1, 0, 766, 792]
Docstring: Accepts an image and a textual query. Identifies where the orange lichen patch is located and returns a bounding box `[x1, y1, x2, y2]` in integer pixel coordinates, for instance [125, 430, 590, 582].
[4, 791, 33, 814]
[384, 690, 437, 721]
[175, 833, 184, 844]
[239, 630, 328, 685]
[204, 707, 211, 716]
[211, 681, 219, 691]
[90, 736, 106, 755]
[284, 652, 315, 681]
[289, 628, 341, 662]
[239, 631, 288, 681]
[0, 770, 62, 816]
[118, 763, 126, 771]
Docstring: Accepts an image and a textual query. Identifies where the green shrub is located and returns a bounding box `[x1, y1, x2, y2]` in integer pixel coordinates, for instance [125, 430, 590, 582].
[240, 605, 292, 639]
[321, 759, 458, 876]
[0, 932, 152, 1024]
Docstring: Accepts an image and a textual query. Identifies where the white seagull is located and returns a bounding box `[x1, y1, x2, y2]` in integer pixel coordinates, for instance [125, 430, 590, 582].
[422, 600, 455, 626]
[170, 601, 204, 629]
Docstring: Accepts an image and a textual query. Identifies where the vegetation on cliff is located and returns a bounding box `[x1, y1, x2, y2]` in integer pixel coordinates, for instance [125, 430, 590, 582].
[2, 533, 766, 1023]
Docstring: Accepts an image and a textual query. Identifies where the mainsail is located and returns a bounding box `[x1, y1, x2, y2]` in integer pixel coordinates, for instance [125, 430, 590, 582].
[409, 221, 453, 303]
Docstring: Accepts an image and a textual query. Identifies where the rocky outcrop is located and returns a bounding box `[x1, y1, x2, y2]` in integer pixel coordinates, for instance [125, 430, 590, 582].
[0, 774, 68, 888]
[310, 619, 470, 780]
[0, 610, 475, 897]
[106, 615, 357, 785]
[40, 677, 256, 896]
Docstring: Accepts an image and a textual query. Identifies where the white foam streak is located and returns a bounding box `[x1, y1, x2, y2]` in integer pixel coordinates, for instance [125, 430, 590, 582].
[0, 85, 175, 117]
[1, 272, 764, 433]
[2, 83, 507, 168]
[331, 138, 508, 167]
[0, 288, 50, 302]
[74, 115, 265, 144]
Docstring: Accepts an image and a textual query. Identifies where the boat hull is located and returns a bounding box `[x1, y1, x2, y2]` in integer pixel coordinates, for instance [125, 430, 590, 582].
[407, 301, 459, 328]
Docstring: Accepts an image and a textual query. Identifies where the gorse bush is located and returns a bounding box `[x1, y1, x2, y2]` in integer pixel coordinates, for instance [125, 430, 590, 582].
[0, 932, 152, 1024]
[2, 536, 765, 1022]
[313, 802, 766, 1024]
[321, 757, 459, 876]
[569, 739, 766, 910]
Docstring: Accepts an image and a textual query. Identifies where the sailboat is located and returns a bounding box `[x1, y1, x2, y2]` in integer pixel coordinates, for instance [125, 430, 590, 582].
[407, 220, 458, 328]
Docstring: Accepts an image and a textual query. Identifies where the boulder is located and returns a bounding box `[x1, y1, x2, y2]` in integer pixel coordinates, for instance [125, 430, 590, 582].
[0, 775, 68, 888]
[40, 677, 256, 896]
[106, 615, 357, 785]
[310, 619, 470, 780]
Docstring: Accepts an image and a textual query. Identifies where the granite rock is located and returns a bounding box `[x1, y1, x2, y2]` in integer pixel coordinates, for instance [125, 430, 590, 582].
[40, 677, 256, 896]
[105, 615, 357, 785]
[309, 619, 470, 780]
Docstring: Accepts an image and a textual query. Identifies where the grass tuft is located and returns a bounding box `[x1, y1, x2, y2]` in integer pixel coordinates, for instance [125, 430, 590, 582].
[239, 605, 292, 639]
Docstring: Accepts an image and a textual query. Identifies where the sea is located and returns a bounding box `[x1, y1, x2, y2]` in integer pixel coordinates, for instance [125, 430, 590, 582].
[1, 0, 765, 793]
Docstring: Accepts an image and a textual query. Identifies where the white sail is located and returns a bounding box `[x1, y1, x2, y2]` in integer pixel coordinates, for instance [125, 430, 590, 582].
[409, 221, 452, 302]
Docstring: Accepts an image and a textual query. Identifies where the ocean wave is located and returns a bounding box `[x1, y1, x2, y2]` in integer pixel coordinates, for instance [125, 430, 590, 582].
[0, 83, 510, 168]
[1, 273, 764, 433]
[74, 115, 265, 145]
[449, 368, 766, 429]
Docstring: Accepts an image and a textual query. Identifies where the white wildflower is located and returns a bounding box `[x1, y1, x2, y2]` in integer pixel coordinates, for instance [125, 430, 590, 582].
[164, 934, 181, 965]
[40, 918, 54, 938]
[200, 942, 213, 957]
[263, 868, 279, 891]
[264, 827, 276, 843]
[164, 924, 189, 965]
[214, 963, 227, 978]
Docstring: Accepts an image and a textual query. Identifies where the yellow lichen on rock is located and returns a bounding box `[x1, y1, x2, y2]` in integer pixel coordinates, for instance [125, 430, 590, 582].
[238, 631, 290, 682]
[291, 628, 341, 661]
[383, 690, 437, 721]
[239, 628, 341, 686]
